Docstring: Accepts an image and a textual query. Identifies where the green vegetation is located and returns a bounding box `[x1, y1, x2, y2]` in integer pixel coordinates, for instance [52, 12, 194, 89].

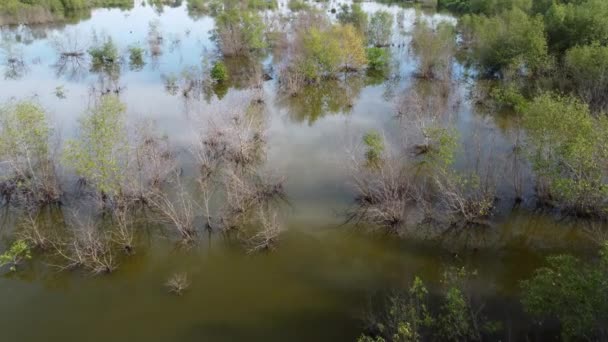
[0, 101, 60, 204]
[337, 4, 368, 35]
[0, 0, 132, 24]
[522, 93, 608, 215]
[89, 38, 120, 74]
[359, 268, 496, 342]
[210, 61, 228, 82]
[366, 47, 389, 70]
[411, 20, 455, 79]
[461, 8, 548, 75]
[0, 240, 31, 272]
[287, 0, 309, 12]
[368, 10, 393, 47]
[521, 243, 608, 340]
[281, 21, 368, 90]
[64, 96, 127, 199]
[128, 45, 145, 71]
[564, 43, 608, 111]
[544, 0, 608, 53]
[213, 8, 266, 57]
[363, 130, 384, 168]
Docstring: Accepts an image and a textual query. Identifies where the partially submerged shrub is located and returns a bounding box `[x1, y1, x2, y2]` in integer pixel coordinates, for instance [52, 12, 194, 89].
[522, 93, 608, 215]
[411, 19, 455, 79]
[128, 45, 145, 70]
[521, 243, 608, 341]
[461, 8, 548, 76]
[213, 8, 266, 57]
[366, 47, 389, 71]
[89, 37, 119, 72]
[0, 101, 61, 206]
[51, 219, 118, 274]
[210, 60, 228, 82]
[278, 20, 368, 93]
[363, 130, 384, 169]
[0, 239, 31, 272]
[564, 43, 608, 112]
[359, 277, 433, 341]
[337, 3, 368, 35]
[368, 10, 393, 47]
[64, 95, 128, 201]
[166, 272, 190, 295]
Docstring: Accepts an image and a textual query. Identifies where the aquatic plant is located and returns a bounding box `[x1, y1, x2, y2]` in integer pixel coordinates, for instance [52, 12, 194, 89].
[522, 93, 608, 216]
[0, 101, 61, 206]
[411, 19, 455, 80]
[521, 243, 608, 341]
[337, 4, 368, 35]
[368, 11, 393, 47]
[210, 61, 228, 82]
[213, 8, 266, 57]
[128, 45, 145, 71]
[88, 37, 119, 70]
[0, 240, 31, 272]
[166, 272, 190, 295]
[363, 130, 384, 169]
[366, 47, 389, 71]
[64, 95, 128, 201]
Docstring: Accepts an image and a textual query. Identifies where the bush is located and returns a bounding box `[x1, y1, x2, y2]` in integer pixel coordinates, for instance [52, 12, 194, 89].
[521, 243, 608, 340]
[0, 240, 31, 272]
[366, 47, 389, 70]
[336, 3, 368, 35]
[368, 11, 393, 47]
[564, 43, 608, 112]
[461, 8, 548, 76]
[522, 93, 608, 214]
[89, 38, 119, 70]
[210, 61, 228, 82]
[363, 130, 384, 168]
[411, 19, 455, 79]
[213, 9, 266, 56]
[287, 0, 308, 11]
[64, 95, 128, 198]
[544, 0, 608, 53]
[0, 101, 60, 204]
[128, 45, 145, 71]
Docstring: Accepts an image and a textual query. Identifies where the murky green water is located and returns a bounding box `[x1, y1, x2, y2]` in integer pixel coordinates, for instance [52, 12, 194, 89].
[0, 1, 603, 340]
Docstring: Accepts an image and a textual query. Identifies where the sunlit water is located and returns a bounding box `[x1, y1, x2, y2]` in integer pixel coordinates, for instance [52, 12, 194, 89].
[0, 1, 602, 340]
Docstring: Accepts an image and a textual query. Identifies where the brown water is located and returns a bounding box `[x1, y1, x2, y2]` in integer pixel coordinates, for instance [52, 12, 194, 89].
[0, 1, 603, 341]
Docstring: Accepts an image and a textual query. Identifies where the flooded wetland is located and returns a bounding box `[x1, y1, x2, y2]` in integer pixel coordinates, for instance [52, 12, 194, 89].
[1, 0, 608, 341]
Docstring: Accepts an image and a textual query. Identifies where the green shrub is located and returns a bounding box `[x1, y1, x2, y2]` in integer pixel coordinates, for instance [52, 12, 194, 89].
[363, 130, 384, 168]
[128, 45, 145, 71]
[522, 93, 608, 214]
[544, 0, 608, 53]
[64, 95, 128, 198]
[366, 47, 389, 70]
[521, 243, 608, 340]
[89, 38, 119, 70]
[0, 240, 31, 272]
[337, 3, 368, 35]
[564, 43, 608, 111]
[287, 0, 309, 11]
[368, 10, 393, 47]
[210, 61, 228, 82]
[461, 8, 548, 76]
[214, 8, 266, 56]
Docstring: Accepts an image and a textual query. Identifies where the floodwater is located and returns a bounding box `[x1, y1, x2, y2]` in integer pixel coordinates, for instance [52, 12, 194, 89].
[0, 1, 603, 341]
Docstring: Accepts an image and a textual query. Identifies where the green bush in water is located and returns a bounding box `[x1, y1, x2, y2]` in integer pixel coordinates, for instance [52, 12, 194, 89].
[210, 61, 228, 82]
[366, 47, 389, 70]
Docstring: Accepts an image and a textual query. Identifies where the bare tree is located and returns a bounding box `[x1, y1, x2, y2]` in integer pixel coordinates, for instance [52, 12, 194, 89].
[147, 175, 198, 243]
[50, 216, 117, 274]
[246, 208, 283, 253]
